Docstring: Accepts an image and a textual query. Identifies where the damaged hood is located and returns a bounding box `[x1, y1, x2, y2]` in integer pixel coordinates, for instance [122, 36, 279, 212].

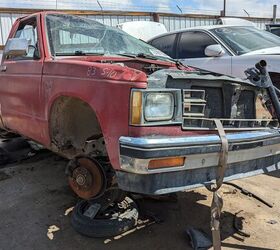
[147, 69, 254, 88]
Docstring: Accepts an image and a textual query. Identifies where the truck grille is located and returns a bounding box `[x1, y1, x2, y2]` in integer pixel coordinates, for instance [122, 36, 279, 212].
[182, 87, 276, 130]
[237, 90, 255, 119]
[183, 89, 206, 117]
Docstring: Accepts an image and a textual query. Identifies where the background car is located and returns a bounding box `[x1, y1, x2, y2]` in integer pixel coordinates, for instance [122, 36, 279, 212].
[266, 24, 280, 37]
[148, 25, 280, 89]
[217, 17, 255, 27]
[117, 21, 167, 42]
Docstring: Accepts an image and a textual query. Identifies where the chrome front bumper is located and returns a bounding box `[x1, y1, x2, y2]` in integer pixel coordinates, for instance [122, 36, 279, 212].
[116, 130, 280, 194]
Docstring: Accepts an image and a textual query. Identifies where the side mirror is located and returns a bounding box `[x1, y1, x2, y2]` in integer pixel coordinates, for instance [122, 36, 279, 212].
[3, 38, 29, 57]
[204, 44, 225, 57]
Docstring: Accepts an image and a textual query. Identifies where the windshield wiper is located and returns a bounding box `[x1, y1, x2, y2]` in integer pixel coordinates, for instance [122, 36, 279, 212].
[115, 53, 138, 58]
[116, 52, 175, 62]
[116, 52, 193, 71]
[116, 53, 161, 60]
[116, 52, 161, 60]
[136, 53, 160, 60]
[55, 51, 104, 56]
[74, 51, 105, 56]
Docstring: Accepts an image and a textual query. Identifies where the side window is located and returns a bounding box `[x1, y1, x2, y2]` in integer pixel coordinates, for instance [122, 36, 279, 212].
[149, 34, 176, 57]
[11, 18, 39, 60]
[177, 31, 218, 59]
[271, 28, 280, 37]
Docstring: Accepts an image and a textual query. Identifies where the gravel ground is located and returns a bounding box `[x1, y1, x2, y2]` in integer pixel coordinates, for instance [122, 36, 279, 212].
[0, 151, 279, 250]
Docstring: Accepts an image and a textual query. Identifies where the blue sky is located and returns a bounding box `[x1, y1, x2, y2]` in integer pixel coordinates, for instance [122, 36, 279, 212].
[0, 0, 279, 17]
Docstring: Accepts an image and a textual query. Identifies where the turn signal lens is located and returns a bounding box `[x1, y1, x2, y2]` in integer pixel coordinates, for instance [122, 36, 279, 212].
[148, 157, 185, 169]
[131, 91, 143, 125]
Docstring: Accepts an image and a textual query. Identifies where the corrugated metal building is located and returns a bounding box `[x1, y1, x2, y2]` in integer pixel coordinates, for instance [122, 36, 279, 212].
[0, 8, 279, 47]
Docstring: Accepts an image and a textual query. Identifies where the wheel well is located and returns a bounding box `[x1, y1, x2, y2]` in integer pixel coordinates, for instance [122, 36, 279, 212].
[49, 96, 105, 158]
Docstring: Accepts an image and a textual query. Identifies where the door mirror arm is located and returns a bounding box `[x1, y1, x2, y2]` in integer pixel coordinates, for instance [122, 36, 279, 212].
[28, 44, 40, 60]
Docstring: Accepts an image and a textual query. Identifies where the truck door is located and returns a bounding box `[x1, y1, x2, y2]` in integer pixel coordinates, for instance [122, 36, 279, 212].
[0, 15, 44, 142]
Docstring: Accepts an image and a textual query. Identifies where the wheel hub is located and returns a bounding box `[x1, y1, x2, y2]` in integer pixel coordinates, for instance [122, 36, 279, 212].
[72, 167, 92, 189]
[76, 174, 86, 186]
[68, 157, 106, 200]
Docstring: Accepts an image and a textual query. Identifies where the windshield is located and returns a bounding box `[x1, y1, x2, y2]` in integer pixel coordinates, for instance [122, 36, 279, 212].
[211, 26, 280, 55]
[46, 14, 170, 60]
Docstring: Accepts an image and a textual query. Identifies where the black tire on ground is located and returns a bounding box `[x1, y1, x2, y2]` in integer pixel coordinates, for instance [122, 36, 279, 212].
[0, 129, 19, 139]
[89, 188, 127, 213]
[0, 148, 9, 165]
[71, 197, 138, 238]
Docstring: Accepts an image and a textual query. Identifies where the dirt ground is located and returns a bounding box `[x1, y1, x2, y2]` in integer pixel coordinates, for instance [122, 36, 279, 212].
[0, 151, 280, 250]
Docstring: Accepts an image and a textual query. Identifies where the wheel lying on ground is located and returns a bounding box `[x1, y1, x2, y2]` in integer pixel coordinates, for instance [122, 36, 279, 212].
[71, 196, 139, 238]
[0, 129, 19, 139]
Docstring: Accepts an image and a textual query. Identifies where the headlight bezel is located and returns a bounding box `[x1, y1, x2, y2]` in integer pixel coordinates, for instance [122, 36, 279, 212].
[130, 89, 182, 126]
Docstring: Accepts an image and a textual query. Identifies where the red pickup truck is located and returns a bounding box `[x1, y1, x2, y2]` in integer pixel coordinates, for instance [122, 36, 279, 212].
[0, 12, 279, 200]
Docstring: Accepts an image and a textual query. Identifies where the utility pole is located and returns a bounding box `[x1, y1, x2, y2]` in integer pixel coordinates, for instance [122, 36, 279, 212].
[273, 5, 277, 24]
[221, 0, 226, 17]
[152, 13, 160, 22]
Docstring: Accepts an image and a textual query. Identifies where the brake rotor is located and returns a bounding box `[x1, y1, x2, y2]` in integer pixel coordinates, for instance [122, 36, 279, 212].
[68, 157, 106, 200]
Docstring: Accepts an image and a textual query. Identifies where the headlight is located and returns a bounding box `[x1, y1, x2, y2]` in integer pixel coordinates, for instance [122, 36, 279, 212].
[130, 89, 181, 125]
[144, 93, 174, 121]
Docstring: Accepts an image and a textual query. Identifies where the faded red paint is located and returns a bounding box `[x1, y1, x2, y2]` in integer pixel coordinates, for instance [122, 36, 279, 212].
[0, 12, 193, 170]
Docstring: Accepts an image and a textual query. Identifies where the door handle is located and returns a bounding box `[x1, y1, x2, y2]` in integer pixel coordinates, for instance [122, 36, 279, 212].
[0, 65, 7, 72]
